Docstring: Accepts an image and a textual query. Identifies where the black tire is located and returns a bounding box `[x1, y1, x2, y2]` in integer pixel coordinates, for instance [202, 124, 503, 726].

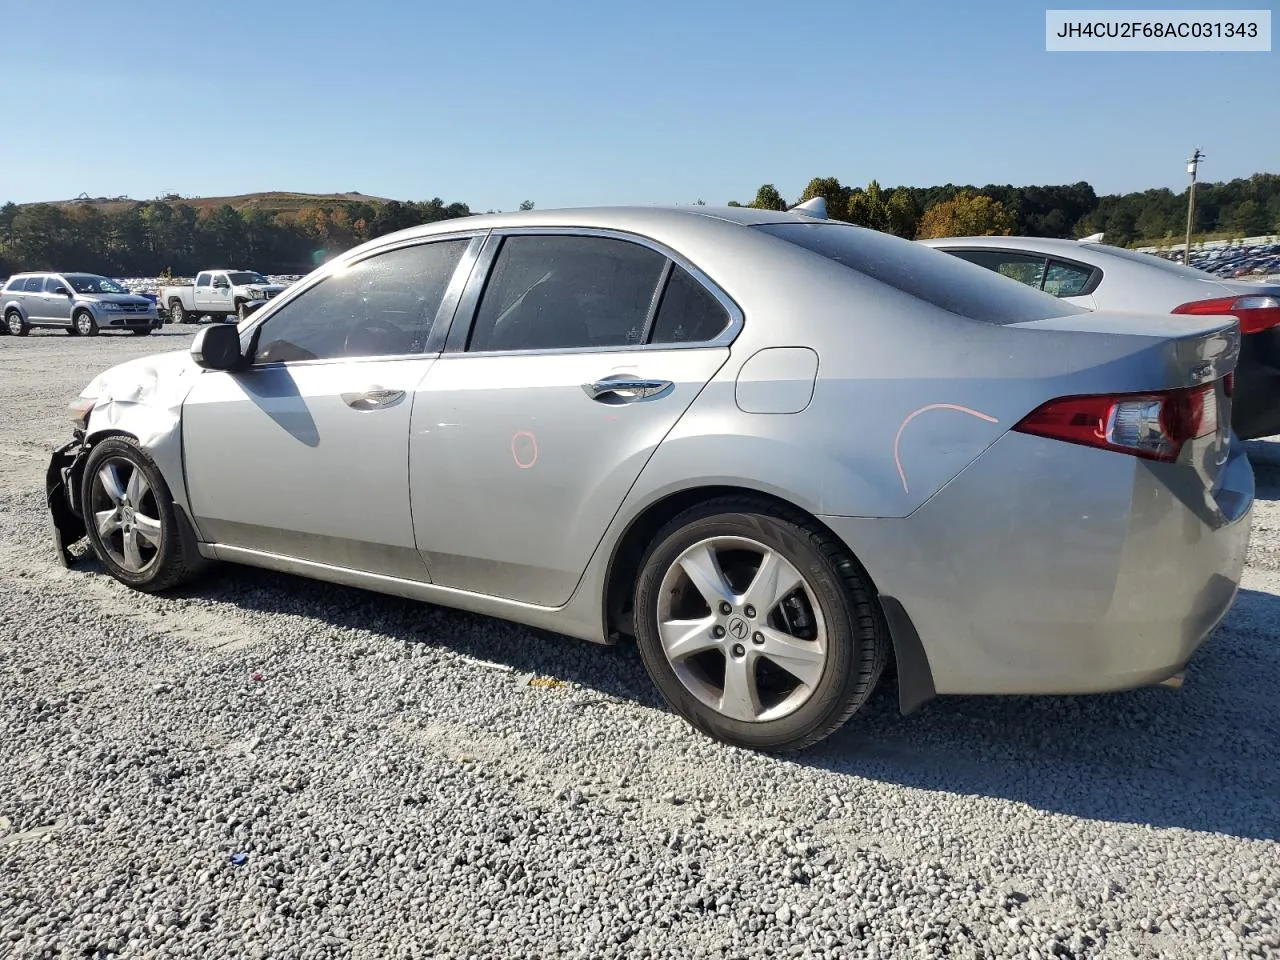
[168, 301, 189, 324]
[65, 326, 78, 335]
[131, 328, 152, 336]
[80, 437, 206, 592]
[633, 497, 888, 752]
[6, 310, 28, 336]
[74, 310, 99, 337]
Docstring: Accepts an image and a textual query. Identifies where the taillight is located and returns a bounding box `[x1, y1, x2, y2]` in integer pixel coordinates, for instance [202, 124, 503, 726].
[1013, 383, 1218, 462]
[1172, 295, 1280, 335]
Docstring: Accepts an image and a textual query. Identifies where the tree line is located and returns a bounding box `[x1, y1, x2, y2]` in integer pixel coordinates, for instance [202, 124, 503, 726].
[730, 173, 1280, 244]
[2, 173, 1277, 277]
[0, 198, 474, 278]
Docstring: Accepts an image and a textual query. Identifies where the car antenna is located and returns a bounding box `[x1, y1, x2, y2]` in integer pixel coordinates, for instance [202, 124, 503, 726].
[1078, 232, 1104, 243]
[788, 197, 828, 219]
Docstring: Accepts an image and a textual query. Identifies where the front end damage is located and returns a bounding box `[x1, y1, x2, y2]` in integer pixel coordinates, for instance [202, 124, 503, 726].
[47, 433, 90, 567]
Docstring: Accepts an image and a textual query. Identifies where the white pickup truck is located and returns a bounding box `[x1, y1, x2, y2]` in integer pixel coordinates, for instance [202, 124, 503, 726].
[160, 270, 286, 324]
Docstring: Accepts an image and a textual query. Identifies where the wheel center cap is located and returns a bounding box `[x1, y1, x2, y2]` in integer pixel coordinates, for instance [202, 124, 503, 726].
[726, 616, 749, 640]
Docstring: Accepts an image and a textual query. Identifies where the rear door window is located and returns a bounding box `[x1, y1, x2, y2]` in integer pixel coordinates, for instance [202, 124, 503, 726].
[23, 277, 45, 292]
[467, 235, 668, 352]
[943, 249, 1049, 290]
[756, 223, 1081, 324]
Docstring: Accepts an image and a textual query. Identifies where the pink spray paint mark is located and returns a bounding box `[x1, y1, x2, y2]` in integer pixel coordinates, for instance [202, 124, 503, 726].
[893, 403, 998, 493]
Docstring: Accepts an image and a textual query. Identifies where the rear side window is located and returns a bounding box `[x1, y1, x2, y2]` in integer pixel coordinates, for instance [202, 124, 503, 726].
[1043, 259, 1094, 297]
[2, 277, 23, 292]
[468, 235, 667, 352]
[756, 223, 1081, 324]
[23, 277, 45, 292]
[196, 274, 210, 288]
[650, 265, 731, 343]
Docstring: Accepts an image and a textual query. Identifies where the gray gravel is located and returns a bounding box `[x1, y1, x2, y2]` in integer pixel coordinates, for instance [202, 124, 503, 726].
[2, 326, 1279, 959]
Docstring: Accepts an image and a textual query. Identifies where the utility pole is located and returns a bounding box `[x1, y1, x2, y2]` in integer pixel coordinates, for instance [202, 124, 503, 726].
[1184, 147, 1205, 266]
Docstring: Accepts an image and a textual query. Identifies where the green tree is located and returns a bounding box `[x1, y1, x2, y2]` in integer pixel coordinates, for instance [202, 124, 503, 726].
[748, 184, 787, 211]
[797, 177, 849, 221]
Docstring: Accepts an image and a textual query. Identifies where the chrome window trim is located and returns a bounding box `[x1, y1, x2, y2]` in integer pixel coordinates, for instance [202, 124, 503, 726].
[238, 230, 488, 369]
[445, 226, 745, 357]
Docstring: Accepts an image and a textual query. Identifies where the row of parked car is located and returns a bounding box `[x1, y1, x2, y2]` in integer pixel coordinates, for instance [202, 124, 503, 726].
[0, 269, 298, 336]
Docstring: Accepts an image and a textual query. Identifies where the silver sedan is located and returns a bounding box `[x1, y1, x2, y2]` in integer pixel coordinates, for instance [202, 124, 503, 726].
[46, 203, 1253, 752]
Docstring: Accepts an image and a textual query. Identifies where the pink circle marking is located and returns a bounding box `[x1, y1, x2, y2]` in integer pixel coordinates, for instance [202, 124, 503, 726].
[511, 430, 539, 469]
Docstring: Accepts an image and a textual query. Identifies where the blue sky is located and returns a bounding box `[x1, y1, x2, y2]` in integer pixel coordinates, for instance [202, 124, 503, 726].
[5, 0, 1275, 208]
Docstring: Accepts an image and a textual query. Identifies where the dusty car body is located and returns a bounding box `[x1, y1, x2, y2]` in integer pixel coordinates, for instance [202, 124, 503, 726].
[47, 204, 1253, 751]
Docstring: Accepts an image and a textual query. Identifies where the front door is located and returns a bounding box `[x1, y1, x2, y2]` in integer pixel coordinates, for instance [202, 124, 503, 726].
[410, 232, 738, 607]
[182, 235, 475, 579]
[41, 277, 74, 325]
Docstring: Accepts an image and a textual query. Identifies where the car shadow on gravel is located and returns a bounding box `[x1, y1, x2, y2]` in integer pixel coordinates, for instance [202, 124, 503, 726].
[798, 586, 1280, 843]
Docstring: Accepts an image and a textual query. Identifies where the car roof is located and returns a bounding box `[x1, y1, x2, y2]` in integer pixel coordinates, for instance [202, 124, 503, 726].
[378, 204, 813, 242]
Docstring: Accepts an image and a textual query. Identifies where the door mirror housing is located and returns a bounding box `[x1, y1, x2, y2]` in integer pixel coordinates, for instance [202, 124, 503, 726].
[213, 279, 230, 289]
[53, 286, 70, 297]
[191, 324, 244, 371]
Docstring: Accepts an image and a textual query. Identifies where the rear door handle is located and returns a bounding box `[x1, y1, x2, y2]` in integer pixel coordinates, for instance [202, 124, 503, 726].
[582, 374, 674, 404]
[341, 386, 406, 411]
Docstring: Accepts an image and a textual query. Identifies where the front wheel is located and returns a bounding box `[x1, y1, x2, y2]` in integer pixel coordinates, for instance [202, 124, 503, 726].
[6, 310, 28, 336]
[81, 437, 205, 592]
[633, 498, 888, 752]
[74, 310, 98, 336]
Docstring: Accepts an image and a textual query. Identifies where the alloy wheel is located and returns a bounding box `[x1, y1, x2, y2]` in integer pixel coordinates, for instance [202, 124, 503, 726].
[655, 536, 828, 723]
[88, 457, 164, 574]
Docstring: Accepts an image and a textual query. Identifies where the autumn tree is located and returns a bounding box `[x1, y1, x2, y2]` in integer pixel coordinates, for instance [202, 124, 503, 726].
[915, 191, 1015, 239]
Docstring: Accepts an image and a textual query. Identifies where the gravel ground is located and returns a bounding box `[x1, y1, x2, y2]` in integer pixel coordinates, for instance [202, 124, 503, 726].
[1, 327, 1278, 960]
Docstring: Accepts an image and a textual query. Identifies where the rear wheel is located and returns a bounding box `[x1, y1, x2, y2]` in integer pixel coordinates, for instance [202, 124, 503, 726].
[168, 301, 189, 324]
[6, 310, 28, 336]
[633, 498, 888, 752]
[74, 310, 98, 336]
[81, 437, 205, 592]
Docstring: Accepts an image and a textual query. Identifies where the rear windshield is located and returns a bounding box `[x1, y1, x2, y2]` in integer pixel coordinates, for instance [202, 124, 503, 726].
[1083, 243, 1221, 279]
[755, 222, 1082, 324]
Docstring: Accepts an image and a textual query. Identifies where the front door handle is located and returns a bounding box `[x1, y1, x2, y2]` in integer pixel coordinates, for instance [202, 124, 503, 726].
[341, 386, 406, 411]
[582, 374, 674, 404]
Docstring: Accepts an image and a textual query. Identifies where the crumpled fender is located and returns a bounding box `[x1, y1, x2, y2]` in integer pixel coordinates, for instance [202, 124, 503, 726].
[81, 349, 203, 514]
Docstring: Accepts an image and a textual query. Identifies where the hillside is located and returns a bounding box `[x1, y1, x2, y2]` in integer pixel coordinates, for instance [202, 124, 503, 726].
[25, 191, 394, 216]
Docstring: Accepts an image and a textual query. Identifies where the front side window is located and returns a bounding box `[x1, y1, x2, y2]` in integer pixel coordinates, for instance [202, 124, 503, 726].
[467, 235, 668, 352]
[944, 249, 1048, 290]
[253, 239, 469, 364]
[1043, 259, 1095, 297]
[649, 265, 732, 344]
[44, 277, 68, 293]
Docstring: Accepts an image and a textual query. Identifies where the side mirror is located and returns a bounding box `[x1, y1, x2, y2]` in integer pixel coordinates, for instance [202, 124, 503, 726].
[53, 286, 70, 297]
[190, 324, 243, 371]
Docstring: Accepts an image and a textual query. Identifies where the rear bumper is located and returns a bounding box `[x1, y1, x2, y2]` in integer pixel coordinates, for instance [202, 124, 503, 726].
[822, 431, 1253, 697]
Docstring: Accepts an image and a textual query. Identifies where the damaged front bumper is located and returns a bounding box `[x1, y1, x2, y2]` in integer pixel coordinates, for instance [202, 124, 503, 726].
[47, 434, 89, 567]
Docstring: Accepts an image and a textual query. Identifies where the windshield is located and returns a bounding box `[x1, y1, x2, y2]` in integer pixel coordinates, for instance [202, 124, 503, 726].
[227, 272, 269, 285]
[64, 274, 127, 294]
[756, 222, 1082, 325]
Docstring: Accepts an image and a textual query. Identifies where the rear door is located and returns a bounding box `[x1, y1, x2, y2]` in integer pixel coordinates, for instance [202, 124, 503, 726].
[409, 230, 738, 606]
[20, 276, 46, 319]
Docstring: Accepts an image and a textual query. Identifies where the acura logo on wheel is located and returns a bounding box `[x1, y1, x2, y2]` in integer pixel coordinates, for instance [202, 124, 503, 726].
[727, 617, 749, 640]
